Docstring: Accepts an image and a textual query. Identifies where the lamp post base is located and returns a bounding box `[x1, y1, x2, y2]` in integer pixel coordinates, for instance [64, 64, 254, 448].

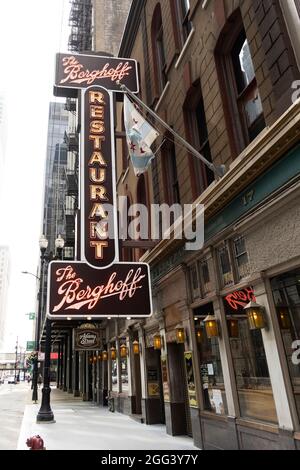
[36, 386, 55, 423]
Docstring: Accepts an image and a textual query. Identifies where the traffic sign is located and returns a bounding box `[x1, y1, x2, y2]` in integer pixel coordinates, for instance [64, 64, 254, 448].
[26, 341, 36, 351]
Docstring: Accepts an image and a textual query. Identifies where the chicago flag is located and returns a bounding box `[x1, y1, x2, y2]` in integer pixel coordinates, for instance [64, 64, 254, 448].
[123, 95, 159, 175]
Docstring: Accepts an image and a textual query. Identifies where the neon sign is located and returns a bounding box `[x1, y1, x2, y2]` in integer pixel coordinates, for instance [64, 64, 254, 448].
[224, 287, 256, 314]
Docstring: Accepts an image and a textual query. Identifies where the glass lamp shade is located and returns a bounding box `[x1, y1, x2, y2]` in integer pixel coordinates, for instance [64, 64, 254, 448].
[203, 315, 219, 338]
[132, 340, 140, 355]
[39, 234, 48, 250]
[102, 350, 108, 361]
[93, 356, 97, 363]
[227, 318, 239, 338]
[110, 346, 117, 360]
[244, 301, 266, 330]
[55, 234, 65, 249]
[277, 307, 291, 330]
[89, 357, 93, 364]
[120, 344, 128, 358]
[98, 353, 102, 361]
[175, 327, 185, 344]
[153, 334, 162, 350]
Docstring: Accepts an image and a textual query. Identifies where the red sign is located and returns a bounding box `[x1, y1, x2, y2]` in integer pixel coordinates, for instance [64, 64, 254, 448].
[50, 353, 58, 360]
[47, 262, 152, 319]
[223, 287, 256, 315]
[54, 53, 139, 96]
[82, 87, 117, 267]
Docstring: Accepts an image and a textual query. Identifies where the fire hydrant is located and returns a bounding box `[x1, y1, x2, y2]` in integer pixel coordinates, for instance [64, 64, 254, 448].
[26, 435, 46, 450]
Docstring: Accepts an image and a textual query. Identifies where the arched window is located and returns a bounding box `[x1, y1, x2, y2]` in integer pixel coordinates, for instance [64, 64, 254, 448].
[161, 137, 180, 205]
[171, 0, 192, 48]
[215, 10, 266, 156]
[151, 3, 168, 95]
[183, 80, 214, 198]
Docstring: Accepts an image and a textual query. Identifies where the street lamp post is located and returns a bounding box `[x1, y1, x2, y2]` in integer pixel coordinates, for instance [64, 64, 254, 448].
[30, 234, 48, 403]
[37, 234, 64, 423]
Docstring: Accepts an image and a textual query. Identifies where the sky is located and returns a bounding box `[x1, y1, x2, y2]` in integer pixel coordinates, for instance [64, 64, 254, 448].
[0, 0, 70, 352]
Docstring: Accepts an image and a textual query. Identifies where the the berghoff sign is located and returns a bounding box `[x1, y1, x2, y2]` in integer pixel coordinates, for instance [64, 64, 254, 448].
[54, 53, 139, 94]
[47, 52, 152, 320]
[47, 262, 151, 318]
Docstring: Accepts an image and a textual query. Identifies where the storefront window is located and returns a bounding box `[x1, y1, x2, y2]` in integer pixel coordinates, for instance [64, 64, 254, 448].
[271, 269, 300, 421]
[224, 291, 278, 424]
[111, 343, 118, 391]
[194, 303, 228, 415]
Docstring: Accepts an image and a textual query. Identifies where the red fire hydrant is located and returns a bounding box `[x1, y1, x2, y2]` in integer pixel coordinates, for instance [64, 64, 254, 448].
[26, 435, 46, 450]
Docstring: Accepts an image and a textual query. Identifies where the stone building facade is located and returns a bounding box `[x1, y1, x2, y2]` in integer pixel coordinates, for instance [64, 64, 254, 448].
[92, 0, 132, 55]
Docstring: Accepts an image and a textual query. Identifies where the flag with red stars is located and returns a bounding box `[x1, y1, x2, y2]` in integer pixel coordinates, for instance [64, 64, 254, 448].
[124, 95, 159, 175]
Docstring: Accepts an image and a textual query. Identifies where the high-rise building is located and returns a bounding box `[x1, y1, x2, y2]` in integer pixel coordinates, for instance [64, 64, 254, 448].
[42, 102, 70, 256]
[93, 0, 132, 55]
[0, 246, 10, 351]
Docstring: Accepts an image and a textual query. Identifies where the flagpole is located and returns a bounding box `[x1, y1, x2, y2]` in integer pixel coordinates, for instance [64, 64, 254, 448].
[118, 82, 225, 179]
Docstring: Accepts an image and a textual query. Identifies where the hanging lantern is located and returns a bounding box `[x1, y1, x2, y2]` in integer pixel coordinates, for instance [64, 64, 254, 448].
[203, 315, 219, 338]
[110, 346, 117, 360]
[102, 350, 108, 361]
[277, 306, 291, 330]
[89, 356, 93, 364]
[120, 344, 128, 358]
[227, 317, 239, 338]
[244, 301, 266, 330]
[93, 356, 97, 363]
[195, 327, 202, 344]
[98, 352, 102, 361]
[153, 334, 162, 350]
[175, 327, 185, 344]
[132, 340, 140, 355]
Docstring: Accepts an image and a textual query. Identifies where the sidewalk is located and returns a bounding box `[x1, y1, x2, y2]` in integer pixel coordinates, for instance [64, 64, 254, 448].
[18, 387, 198, 450]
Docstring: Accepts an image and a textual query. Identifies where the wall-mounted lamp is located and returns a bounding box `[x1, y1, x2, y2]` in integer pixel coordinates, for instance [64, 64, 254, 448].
[98, 353, 102, 361]
[203, 315, 219, 338]
[175, 327, 185, 344]
[120, 344, 128, 358]
[195, 327, 202, 344]
[93, 356, 97, 364]
[153, 334, 162, 350]
[110, 346, 117, 360]
[89, 356, 93, 364]
[102, 350, 108, 361]
[244, 301, 266, 330]
[132, 340, 140, 355]
[227, 317, 239, 338]
[276, 306, 291, 330]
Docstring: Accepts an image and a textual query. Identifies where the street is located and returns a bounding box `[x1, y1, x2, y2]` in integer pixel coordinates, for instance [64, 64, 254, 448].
[0, 381, 29, 450]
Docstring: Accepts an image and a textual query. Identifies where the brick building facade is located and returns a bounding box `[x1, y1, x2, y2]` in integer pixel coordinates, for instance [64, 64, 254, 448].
[100, 0, 300, 450]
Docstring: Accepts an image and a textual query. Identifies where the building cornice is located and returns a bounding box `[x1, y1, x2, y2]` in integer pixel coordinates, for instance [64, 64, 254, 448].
[142, 100, 300, 266]
[118, 0, 146, 57]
